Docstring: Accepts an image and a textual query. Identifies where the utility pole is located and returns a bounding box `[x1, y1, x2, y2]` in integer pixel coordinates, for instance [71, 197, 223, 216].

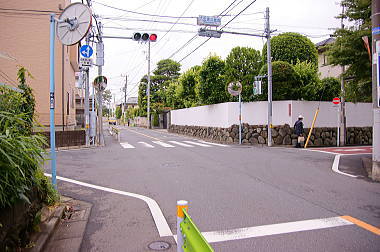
[147, 40, 151, 129]
[265, 7, 273, 147]
[339, 4, 347, 146]
[372, 0, 380, 181]
[97, 22, 105, 146]
[123, 75, 127, 125]
[85, 34, 90, 146]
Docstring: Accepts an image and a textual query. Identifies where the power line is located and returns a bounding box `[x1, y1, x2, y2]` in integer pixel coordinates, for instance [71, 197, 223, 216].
[93, 1, 196, 19]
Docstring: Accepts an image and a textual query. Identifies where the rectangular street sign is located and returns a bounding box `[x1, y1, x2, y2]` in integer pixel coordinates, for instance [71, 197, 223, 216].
[80, 57, 93, 67]
[197, 15, 221, 27]
[198, 29, 221, 38]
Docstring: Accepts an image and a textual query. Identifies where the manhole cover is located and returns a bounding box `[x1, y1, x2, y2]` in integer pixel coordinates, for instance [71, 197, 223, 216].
[148, 241, 171, 250]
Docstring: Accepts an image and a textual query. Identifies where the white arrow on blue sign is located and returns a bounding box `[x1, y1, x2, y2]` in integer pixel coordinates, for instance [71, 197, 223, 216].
[80, 45, 93, 58]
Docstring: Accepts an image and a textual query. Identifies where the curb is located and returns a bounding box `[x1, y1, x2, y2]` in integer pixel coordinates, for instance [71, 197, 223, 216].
[26, 205, 65, 252]
[361, 156, 372, 178]
[25, 196, 92, 252]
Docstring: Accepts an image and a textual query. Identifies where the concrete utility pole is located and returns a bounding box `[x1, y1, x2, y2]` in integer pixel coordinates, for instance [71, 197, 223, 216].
[265, 7, 273, 147]
[123, 75, 127, 125]
[97, 22, 105, 146]
[147, 41, 151, 129]
[85, 34, 90, 146]
[372, 0, 380, 181]
[339, 4, 347, 146]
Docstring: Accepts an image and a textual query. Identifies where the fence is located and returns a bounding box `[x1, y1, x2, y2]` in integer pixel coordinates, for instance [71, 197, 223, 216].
[35, 130, 85, 147]
[170, 101, 373, 128]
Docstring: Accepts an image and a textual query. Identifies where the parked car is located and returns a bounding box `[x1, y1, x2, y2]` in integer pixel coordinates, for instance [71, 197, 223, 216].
[108, 117, 117, 125]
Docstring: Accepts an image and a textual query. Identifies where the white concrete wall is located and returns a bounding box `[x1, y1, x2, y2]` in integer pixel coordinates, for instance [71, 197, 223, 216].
[170, 101, 372, 128]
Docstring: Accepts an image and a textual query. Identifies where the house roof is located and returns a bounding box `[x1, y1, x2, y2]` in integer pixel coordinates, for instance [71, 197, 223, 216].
[315, 37, 335, 48]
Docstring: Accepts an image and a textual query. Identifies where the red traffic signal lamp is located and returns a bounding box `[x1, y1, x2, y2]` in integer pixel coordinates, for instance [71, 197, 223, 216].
[132, 32, 157, 42]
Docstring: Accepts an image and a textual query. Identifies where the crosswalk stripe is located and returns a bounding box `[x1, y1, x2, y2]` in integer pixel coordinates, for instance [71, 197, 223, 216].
[198, 140, 228, 147]
[168, 141, 194, 147]
[183, 141, 211, 147]
[120, 142, 135, 149]
[138, 142, 154, 148]
[152, 141, 175, 148]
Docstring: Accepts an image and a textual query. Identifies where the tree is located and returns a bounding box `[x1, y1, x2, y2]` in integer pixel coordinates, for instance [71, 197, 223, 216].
[256, 61, 297, 100]
[328, 0, 371, 102]
[137, 77, 147, 116]
[225, 47, 262, 102]
[293, 60, 320, 100]
[138, 59, 181, 115]
[115, 106, 122, 119]
[197, 55, 228, 105]
[102, 89, 112, 104]
[262, 32, 318, 67]
[177, 65, 201, 108]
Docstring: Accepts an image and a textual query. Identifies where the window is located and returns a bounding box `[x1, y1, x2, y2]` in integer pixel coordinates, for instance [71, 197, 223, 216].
[323, 54, 329, 66]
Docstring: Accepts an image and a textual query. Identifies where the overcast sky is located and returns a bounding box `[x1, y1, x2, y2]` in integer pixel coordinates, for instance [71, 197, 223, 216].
[86, 0, 343, 104]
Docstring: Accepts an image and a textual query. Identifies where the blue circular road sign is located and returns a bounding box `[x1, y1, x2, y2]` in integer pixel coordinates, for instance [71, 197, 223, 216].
[80, 45, 93, 58]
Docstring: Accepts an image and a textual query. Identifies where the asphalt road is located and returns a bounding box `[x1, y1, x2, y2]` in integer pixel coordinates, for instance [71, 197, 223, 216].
[45, 125, 380, 252]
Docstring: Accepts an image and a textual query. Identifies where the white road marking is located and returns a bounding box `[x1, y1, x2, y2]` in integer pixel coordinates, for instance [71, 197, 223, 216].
[44, 173, 173, 237]
[120, 142, 135, 149]
[138, 141, 155, 148]
[334, 148, 367, 152]
[198, 140, 228, 147]
[152, 141, 175, 148]
[332, 154, 358, 178]
[168, 141, 194, 147]
[183, 141, 211, 147]
[173, 216, 353, 243]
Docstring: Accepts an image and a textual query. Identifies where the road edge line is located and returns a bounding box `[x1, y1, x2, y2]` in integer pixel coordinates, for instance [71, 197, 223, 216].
[44, 173, 173, 237]
[332, 154, 358, 178]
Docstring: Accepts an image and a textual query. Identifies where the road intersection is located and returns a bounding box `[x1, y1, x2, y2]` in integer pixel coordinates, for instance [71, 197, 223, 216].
[45, 126, 380, 251]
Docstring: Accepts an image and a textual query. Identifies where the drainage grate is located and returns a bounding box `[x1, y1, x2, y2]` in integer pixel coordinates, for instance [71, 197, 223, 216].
[148, 241, 171, 250]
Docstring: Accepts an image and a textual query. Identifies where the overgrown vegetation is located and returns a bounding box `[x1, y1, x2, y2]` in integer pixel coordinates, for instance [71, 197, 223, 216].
[0, 66, 58, 209]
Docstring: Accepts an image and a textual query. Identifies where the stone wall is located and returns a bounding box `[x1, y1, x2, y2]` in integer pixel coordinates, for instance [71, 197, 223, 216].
[169, 124, 372, 147]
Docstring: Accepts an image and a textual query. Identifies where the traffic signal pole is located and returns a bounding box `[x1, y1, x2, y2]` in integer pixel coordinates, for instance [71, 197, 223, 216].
[265, 7, 273, 147]
[372, 1, 380, 181]
[147, 40, 151, 129]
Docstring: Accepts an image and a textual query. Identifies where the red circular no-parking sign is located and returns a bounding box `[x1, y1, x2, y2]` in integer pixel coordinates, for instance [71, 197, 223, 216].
[332, 97, 340, 105]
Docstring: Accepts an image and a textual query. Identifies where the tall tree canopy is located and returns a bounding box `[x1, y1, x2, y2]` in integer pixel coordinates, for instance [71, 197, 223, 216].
[262, 32, 318, 67]
[196, 55, 228, 105]
[225, 47, 262, 102]
[328, 0, 371, 102]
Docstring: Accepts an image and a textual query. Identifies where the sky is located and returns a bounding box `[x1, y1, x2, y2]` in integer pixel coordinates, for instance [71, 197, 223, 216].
[85, 0, 343, 105]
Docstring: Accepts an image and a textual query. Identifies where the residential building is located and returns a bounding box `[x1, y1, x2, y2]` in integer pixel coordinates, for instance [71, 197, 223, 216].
[0, 0, 79, 130]
[315, 37, 343, 79]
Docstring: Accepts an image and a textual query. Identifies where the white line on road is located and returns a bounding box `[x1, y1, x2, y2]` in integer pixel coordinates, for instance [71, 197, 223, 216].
[152, 141, 175, 148]
[198, 140, 228, 147]
[120, 142, 135, 149]
[173, 216, 353, 244]
[44, 173, 173, 237]
[183, 141, 211, 147]
[168, 141, 194, 147]
[334, 148, 367, 152]
[332, 154, 358, 178]
[138, 141, 155, 148]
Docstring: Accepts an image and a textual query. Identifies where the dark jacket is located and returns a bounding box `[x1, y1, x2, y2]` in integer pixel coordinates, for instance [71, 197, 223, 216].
[294, 119, 304, 136]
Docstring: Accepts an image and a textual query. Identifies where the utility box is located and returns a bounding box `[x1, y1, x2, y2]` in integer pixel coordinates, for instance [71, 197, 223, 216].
[89, 111, 97, 137]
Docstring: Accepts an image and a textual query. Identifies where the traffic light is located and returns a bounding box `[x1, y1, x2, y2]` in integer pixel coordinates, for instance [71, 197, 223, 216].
[132, 32, 157, 42]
